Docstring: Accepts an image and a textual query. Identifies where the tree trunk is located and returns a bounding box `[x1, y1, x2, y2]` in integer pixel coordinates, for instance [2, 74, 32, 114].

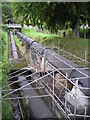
[72, 3, 80, 38]
[69, 28, 70, 37]
[84, 29, 86, 39]
[72, 19, 80, 38]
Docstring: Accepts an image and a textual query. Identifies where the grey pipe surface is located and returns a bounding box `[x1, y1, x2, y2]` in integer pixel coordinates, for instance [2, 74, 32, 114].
[10, 30, 18, 59]
[18, 76, 56, 119]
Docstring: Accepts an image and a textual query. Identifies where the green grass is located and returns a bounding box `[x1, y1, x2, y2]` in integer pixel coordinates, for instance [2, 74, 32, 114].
[22, 28, 89, 60]
[0, 31, 14, 119]
[8, 35, 12, 59]
[22, 28, 60, 44]
[60, 37, 88, 59]
[14, 35, 24, 51]
[2, 100, 13, 120]
[4, 32, 8, 60]
[0, 31, 8, 87]
[13, 35, 30, 69]
[12, 62, 28, 69]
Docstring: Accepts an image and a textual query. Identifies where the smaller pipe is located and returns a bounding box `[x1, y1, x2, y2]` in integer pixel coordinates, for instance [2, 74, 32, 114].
[10, 30, 18, 59]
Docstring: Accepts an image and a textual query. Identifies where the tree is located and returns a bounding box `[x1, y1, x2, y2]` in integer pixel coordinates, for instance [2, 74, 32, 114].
[2, 2, 13, 24]
[12, 2, 90, 38]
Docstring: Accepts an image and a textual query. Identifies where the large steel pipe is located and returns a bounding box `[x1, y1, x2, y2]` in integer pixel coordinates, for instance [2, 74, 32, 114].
[18, 76, 56, 119]
[10, 30, 18, 59]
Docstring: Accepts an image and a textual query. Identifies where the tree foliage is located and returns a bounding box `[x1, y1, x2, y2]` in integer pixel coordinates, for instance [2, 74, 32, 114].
[12, 2, 90, 36]
[2, 2, 13, 24]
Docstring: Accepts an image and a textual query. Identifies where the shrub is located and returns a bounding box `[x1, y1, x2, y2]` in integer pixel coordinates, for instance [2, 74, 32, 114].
[0, 24, 8, 32]
[80, 28, 89, 39]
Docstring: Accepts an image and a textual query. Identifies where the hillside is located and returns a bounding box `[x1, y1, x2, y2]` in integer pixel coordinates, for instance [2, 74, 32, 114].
[22, 28, 90, 67]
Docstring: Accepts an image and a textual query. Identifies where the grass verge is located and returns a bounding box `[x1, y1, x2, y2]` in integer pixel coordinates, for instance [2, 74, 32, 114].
[22, 28, 90, 64]
[0, 31, 13, 119]
[22, 28, 90, 67]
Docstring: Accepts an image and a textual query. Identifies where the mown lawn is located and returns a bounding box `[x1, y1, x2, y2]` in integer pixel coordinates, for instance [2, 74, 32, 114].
[22, 28, 89, 61]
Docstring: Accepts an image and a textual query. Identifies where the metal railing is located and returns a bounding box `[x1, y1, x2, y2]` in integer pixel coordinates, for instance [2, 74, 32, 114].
[2, 35, 90, 119]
